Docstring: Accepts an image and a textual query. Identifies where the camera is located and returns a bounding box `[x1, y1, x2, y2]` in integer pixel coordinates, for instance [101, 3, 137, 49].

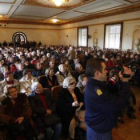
[128, 65, 137, 73]
[116, 64, 137, 78]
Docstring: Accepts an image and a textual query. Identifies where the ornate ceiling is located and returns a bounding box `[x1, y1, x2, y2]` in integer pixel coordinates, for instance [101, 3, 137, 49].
[0, 0, 140, 25]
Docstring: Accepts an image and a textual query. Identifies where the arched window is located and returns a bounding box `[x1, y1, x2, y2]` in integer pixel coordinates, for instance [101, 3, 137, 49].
[12, 32, 27, 47]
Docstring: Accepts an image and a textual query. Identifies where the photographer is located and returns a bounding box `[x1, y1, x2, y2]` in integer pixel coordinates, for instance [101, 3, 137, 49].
[85, 58, 134, 140]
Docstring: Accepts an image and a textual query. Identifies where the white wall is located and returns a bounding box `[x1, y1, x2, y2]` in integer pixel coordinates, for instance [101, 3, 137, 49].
[0, 24, 59, 45]
[123, 20, 140, 50]
[60, 11, 140, 50]
[0, 11, 140, 50]
[59, 28, 77, 46]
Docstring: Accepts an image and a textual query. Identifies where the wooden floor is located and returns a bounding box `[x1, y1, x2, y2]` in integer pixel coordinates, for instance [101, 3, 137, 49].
[112, 85, 140, 140]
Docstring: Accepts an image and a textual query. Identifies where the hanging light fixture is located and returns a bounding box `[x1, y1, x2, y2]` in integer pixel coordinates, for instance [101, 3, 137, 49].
[52, 19, 59, 23]
[48, 0, 69, 7]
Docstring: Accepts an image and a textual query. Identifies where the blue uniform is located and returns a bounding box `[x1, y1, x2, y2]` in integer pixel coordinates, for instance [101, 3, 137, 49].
[85, 78, 130, 140]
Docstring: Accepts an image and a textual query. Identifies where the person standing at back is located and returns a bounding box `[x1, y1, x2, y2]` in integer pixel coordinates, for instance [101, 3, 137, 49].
[85, 58, 133, 140]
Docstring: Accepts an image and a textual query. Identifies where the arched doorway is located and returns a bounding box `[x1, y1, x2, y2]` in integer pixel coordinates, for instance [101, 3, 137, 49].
[12, 32, 27, 47]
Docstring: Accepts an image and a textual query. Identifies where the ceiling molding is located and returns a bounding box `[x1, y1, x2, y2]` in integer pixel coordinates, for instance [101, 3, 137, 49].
[0, 0, 140, 25]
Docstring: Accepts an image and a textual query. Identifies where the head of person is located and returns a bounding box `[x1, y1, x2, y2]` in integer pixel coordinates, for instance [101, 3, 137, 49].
[58, 64, 67, 73]
[116, 55, 121, 60]
[23, 69, 32, 80]
[74, 58, 80, 64]
[35, 62, 42, 70]
[0, 60, 4, 67]
[109, 55, 114, 61]
[75, 63, 83, 72]
[45, 68, 54, 77]
[49, 59, 55, 68]
[31, 82, 43, 94]
[86, 58, 107, 81]
[63, 77, 76, 90]
[42, 55, 47, 61]
[18, 63, 24, 71]
[25, 59, 30, 66]
[61, 58, 69, 65]
[5, 86, 18, 99]
[3, 65, 9, 74]
[78, 74, 88, 87]
[5, 72, 14, 81]
[46, 53, 51, 58]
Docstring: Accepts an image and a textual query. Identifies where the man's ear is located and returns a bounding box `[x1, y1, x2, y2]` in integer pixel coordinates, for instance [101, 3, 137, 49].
[95, 71, 101, 77]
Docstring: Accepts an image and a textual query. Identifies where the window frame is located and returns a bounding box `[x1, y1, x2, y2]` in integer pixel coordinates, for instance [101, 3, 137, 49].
[104, 22, 123, 50]
[77, 27, 88, 47]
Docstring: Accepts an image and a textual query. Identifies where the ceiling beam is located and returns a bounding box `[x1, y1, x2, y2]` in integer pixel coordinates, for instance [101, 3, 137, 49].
[7, 0, 24, 18]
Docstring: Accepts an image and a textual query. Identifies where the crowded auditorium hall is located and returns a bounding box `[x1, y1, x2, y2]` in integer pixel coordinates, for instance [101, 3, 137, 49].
[0, 0, 140, 140]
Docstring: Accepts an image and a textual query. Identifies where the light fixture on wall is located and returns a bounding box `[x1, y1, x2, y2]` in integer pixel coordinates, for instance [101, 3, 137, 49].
[48, 0, 69, 6]
[134, 38, 140, 51]
[0, 15, 3, 18]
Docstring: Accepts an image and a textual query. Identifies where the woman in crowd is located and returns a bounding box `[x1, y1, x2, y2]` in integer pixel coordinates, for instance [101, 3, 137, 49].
[76, 74, 88, 94]
[55, 64, 72, 85]
[0, 86, 33, 140]
[29, 82, 62, 140]
[57, 77, 85, 140]
[19, 69, 37, 96]
[45, 68, 59, 89]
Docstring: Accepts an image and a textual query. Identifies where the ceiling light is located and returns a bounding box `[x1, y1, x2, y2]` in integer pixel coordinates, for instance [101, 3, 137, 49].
[48, 0, 69, 7]
[52, 19, 59, 23]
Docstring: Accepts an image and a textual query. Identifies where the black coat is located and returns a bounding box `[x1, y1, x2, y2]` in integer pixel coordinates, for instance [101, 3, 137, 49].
[29, 90, 57, 131]
[57, 87, 84, 136]
[29, 90, 56, 116]
[1, 94, 32, 124]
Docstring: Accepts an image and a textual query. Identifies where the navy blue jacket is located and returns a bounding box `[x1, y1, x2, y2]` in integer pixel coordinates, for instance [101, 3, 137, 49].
[85, 77, 130, 133]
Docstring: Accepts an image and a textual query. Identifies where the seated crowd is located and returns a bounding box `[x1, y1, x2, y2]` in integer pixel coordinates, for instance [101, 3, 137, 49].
[0, 42, 140, 140]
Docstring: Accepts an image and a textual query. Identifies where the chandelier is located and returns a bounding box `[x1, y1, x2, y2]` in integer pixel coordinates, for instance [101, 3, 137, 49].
[48, 0, 69, 6]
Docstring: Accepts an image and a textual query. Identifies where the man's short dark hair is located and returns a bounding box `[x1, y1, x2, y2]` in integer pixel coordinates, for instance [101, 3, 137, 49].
[86, 58, 105, 77]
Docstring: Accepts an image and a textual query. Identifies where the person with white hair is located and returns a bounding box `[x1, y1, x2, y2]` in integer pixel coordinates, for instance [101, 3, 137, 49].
[67, 46, 76, 64]
[57, 77, 86, 140]
[76, 74, 88, 94]
[29, 82, 62, 140]
[73, 63, 85, 82]
[55, 64, 72, 85]
[19, 69, 37, 96]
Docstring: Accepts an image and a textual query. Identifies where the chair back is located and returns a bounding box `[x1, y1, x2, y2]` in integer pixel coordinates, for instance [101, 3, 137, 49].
[38, 75, 48, 88]
[51, 86, 62, 101]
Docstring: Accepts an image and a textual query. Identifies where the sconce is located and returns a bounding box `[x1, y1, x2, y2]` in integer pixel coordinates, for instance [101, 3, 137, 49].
[94, 38, 98, 46]
[134, 38, 140, 50]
